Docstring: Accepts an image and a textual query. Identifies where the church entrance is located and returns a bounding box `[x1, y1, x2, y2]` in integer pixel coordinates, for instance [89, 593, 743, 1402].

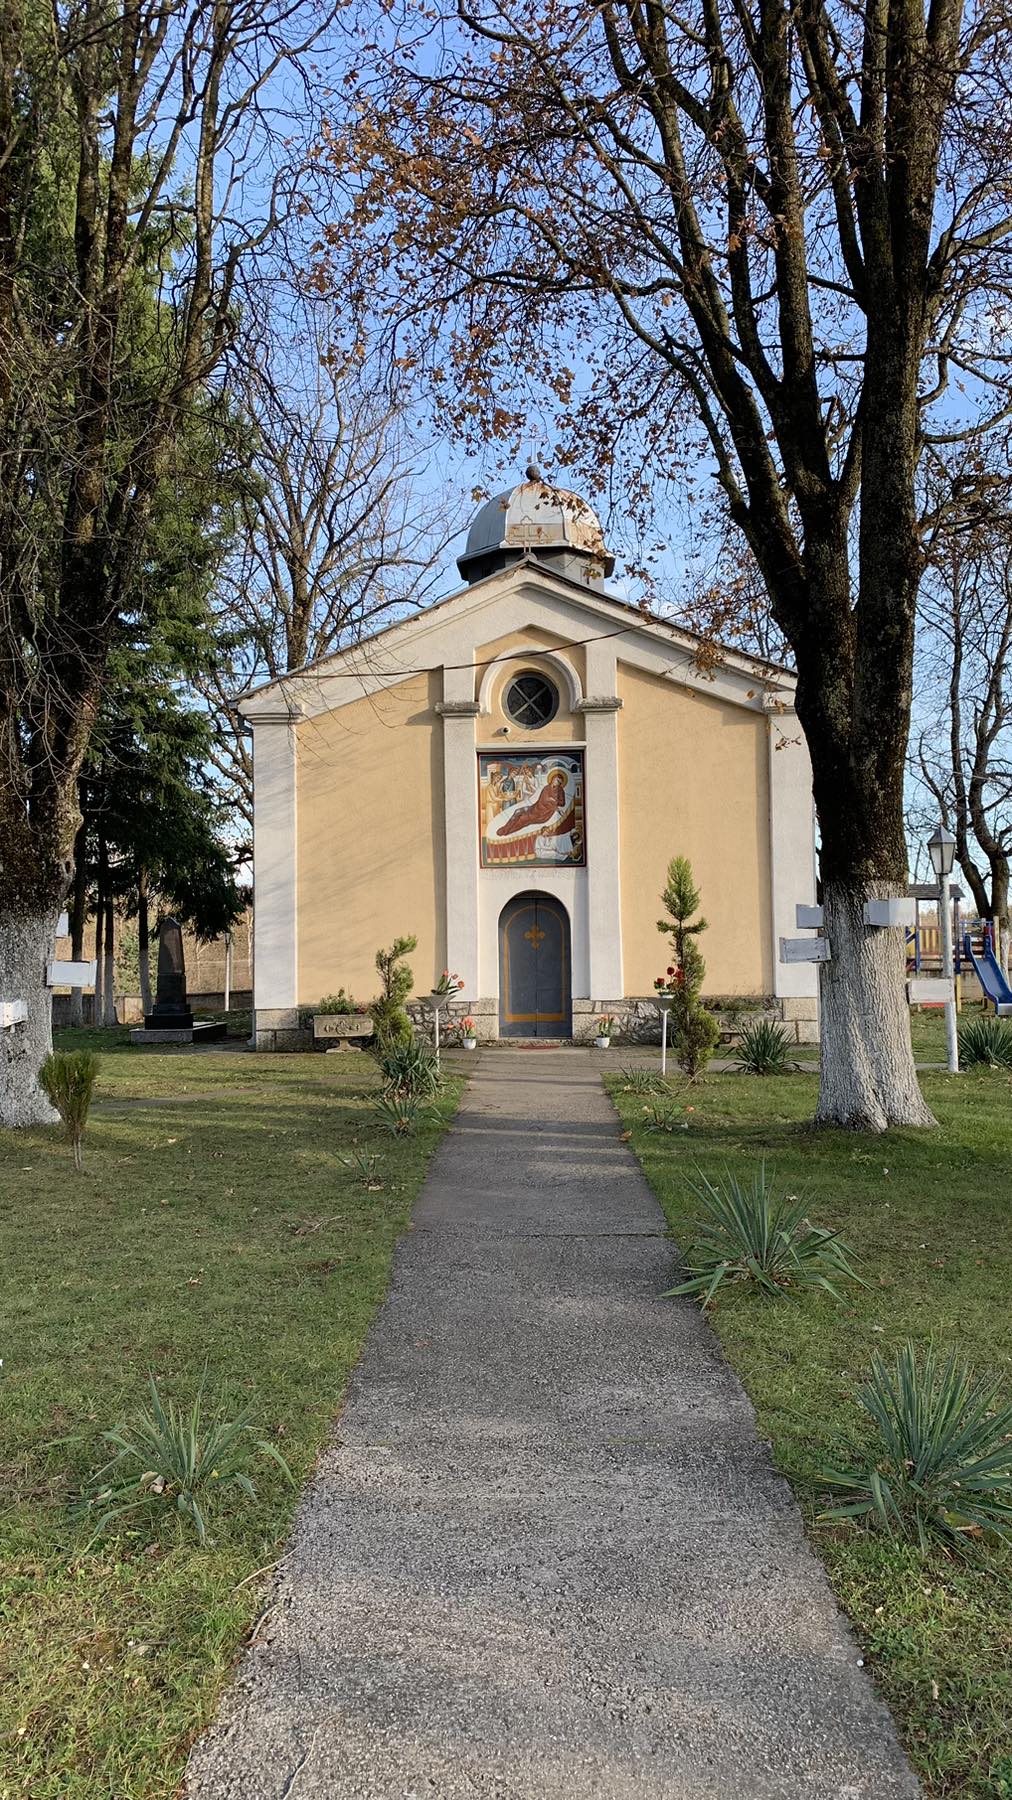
[498, 894, 572, 1039]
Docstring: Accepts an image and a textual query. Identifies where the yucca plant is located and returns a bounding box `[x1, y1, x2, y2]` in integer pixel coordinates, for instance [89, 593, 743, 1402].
[663, 1162, 861, 1306]
[80, 1368, 293, 1544]
[38, 1050, 100, 1170]
[378, 1036, 441, 1098]
[617, 1067, 671, 1095]
[959, 1015, 1012, 1069]
[734, 1018, 796, 1076]
[643, 1100, 687, 1132]
[821, 1343, 1012, 1554]
[373, 1089, 422, 1135]
[339, 1150, 384, 1189]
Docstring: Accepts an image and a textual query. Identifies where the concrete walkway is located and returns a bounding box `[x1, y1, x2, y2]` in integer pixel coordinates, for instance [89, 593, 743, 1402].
[187, 1056, 919, 1800]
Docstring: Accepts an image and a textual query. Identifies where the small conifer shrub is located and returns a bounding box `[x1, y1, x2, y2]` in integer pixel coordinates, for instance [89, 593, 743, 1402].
[655, 857, 720, 1077]
[38, 1050, 100, 1170]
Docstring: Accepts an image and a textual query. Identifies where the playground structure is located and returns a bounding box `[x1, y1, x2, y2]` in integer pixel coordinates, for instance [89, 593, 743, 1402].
[907, 891, 1012, 1013]
[961, 926, 1012, 1015]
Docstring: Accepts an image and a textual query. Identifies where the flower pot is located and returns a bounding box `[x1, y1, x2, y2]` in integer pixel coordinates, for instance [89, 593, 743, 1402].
[462, 1037, 477, 1050]
[594, 1035, 611, 1049]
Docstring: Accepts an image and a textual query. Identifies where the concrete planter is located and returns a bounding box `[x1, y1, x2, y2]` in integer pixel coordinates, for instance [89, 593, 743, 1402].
[313, 1013, 373, 1047]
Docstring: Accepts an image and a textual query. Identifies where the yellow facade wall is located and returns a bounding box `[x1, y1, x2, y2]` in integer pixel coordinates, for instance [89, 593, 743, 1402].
[296, 671, 445, 1004]
[617, 663, 773, 996]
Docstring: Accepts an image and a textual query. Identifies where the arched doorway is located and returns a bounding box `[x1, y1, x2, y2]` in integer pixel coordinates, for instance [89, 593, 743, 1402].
[498, 894, 572, 1039]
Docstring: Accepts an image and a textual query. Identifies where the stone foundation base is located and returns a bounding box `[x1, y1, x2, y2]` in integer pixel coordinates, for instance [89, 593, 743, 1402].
[254, 1007, 313, 1053]
[131, 1020, 227, 1045]
[406, 993, 821, 1047]
[254, 995, 820, 1050]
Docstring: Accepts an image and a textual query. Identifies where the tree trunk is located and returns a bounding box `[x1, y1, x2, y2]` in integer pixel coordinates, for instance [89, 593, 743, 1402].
[0, 908, 61, 1127]
[815, 883, 935, 1130]
[93, 876, 105, 1024]
[67, 817, 89, 1028]
[138, 872, 152, 1016]
[102, 895, 116, 1026]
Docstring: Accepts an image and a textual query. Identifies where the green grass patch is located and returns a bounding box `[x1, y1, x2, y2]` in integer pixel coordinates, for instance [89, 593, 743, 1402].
[1, 1037, 461, 1798]
[607, 1064, 1012, 1799]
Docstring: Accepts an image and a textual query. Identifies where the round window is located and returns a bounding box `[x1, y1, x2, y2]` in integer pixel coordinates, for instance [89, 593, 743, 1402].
[503, 671, 559, 729]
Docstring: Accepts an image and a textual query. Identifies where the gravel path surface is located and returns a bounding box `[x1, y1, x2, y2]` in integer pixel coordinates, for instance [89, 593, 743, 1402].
[186, 1054, 919, 1800]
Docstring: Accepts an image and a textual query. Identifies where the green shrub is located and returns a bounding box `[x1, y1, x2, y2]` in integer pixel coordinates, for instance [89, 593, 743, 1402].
[79, 1369, 293, 1545]
[38, 1050, 100, 1170]
[378, 1036, 440, 1098]
[821, 1342, 1012, 1554]
[370, 935, 417, 1049]
[317, 988, 360, 1015]
[663, 1162, 861, 1307]
[959, 1015, 1012, 1068]
[734, 1018, 796, 1075]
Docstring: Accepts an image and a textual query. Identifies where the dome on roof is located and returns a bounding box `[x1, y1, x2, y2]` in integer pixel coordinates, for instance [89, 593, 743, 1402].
[457, 478, 615, 586]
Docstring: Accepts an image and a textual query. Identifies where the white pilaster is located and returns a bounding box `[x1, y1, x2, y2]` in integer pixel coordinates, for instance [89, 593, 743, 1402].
[438, 667, 480, 997]
[251, 711, 299, 1015]
[580, 638, 624, 998]
[768, 710, 818, 998]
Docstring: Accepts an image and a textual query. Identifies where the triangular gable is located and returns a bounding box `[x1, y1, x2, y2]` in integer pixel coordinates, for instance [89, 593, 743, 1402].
[239, 558, 795, 722]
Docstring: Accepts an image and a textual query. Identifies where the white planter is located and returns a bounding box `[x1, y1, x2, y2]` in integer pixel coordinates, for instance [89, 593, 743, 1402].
[462, 1038, 477, 1050]
[594, 1035, 611, 1049]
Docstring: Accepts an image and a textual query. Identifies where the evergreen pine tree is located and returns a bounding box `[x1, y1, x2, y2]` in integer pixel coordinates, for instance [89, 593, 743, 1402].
[657, 858, 720, 1078]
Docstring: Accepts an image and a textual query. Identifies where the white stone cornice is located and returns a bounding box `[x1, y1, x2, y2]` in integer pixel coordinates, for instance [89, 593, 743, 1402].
[435, 700, 482, 717]
[575, 696, 623, 713]
[249, 704, 304, 725]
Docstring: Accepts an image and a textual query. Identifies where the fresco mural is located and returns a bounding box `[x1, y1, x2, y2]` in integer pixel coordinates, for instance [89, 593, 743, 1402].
[478, 751, 585, 867]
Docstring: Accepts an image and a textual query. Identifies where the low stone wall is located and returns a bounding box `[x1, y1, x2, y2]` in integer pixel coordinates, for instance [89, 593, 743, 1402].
[253, 994, 820, 1050]
[404, 993, 821, 1046]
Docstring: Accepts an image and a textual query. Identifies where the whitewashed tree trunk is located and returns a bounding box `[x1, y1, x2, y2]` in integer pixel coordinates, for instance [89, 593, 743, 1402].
[102, 901, 116, 1027]
[0, 909, 61, 1127]
[817, 882, 936, 1131]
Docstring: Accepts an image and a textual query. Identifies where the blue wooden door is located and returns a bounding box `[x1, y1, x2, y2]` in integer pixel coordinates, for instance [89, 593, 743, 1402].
[499, 895, 572, 1038]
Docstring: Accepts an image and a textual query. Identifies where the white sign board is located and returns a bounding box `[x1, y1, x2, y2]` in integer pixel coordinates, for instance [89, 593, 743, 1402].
[779, 936, 832, 964]
[864, 898, 917, 929]
[795, 904, 824, 929]
[47, 959, 96, 988]
[56, 911, 69, 938]
[908, 976, 953, 1005]
[0, 1000, 27, 1028]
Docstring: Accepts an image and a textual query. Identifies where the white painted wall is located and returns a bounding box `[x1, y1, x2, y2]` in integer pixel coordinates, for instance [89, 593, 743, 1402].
[767, 711, 819, 999]
[581, 636, 624, 999]
[251, 712, 299, 1015]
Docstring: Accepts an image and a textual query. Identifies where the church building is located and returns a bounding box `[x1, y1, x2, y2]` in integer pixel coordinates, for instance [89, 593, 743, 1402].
[241, 478, 818, 1047]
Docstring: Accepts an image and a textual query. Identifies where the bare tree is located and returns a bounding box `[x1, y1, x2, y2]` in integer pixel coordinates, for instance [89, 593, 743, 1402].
[914, 451, 1012, 963]
[0, 0, 333, 1124]
[204, 313, 464, 827]
[319, 0, 1012, 1127]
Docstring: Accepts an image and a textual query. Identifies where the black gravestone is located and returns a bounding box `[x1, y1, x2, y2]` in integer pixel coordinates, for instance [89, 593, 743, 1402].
[146, 915, 193, 1029]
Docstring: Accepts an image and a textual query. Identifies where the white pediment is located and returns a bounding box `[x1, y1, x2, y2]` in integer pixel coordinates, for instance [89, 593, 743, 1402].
[239, 559, 795, 723]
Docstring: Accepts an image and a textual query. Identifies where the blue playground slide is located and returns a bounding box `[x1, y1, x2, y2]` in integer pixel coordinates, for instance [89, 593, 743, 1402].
[962, 931, 1012, 1014]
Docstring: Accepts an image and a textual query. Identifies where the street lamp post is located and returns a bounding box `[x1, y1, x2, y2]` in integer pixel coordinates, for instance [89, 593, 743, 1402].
[927, 824, 959, 1075]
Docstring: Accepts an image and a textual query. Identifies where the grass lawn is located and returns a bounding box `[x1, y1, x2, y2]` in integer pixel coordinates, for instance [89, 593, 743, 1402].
[607, 1058, 1012, 1800]
[1, 1031, 461, 1799]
